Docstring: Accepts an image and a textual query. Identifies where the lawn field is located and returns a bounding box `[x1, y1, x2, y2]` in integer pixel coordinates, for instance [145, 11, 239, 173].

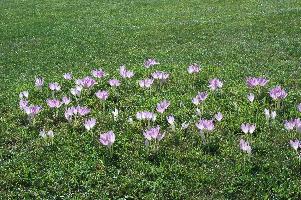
[1, 0, 301, 199]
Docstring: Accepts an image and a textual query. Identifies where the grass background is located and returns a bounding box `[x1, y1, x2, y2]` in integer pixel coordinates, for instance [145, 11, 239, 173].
[1, 0, 301, 199]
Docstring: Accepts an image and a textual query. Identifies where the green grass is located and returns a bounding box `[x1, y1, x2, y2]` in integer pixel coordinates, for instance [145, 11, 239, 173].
[1, 0, 301, 199]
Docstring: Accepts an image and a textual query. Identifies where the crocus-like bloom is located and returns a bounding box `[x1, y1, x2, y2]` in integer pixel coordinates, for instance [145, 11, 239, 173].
[152, 71, 169, 80]
[109, 79, 121, 87]
[99, 131, 115, 147]
[246, 77, 269, 88]
[63, 73, 72, 80]
[79, 76, 96, 88]
[136, 111, 156, 121]
[49, 82, 61, 91]
[269, 86, 287, 100]
[214, 112, 223, 122]
[46, 99, 61, 108]
[192, 92, 208, 105]
[297, 103, 301, 112]
[70, 85, 82, 97]
[65, 107, 75, 121]
[196, 119, 215, 132]
[139, 79, 154, 88]
[240, 139, 251, 154]
[247, 93, 255, 102]
[35, 77, 44, 88]
[84, 118, 96, 131]
[92, 69, 105, 78]
[187, 64, 200, 74]
[19, 91, 29, 99]
[39, 129, 47, 138]
[208, 78, 223, 90]
[143, 126, 165, 141]
[289, 140, 300, 151]
[284, 119, 298, 131]
[24, 105, 42, 118]
[241, 123, 256, 134]
[156, 100, 170, 113]
[119, 65, 134, 78]
[47, 130, 54, 138]
[181, 122, 190, 130]
[76, 106, 91, 116]
[112, 108, 119, 121]
[19, 99, 28, 110]
[62, 96, 71, 105]
[167, 115, 175, 125]
[96, 90, 109, 100]
[144, 58, 159, 68]
[264, 109, 276, 120]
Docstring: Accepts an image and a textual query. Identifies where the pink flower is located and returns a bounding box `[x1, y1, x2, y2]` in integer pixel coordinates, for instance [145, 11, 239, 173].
[156, 100, 170, 113]
[143, 126, 164, 141]
[208, 78, 223, 90]
[187, 64, 200, 74]
[284, 119, 296, 131]
[99, 131, 115, 147]
[49, 82, 61, 91]
[247, 93, 255, 102]
[119, 65, 134, 78]
[144, 58, 159, 68]
[19, 99, 28, 110]
[152, 71, 169, 80]
[46, 99, 61, 108]
[289, 140, 300, 151]
[92, 69, 105, 78]
[70, 86, 82, 97]
[241, 123, 256, 134]
[63, 73, 72, 80]
[76, 106, 91, 116]
[95, 90, 109, 100]
[62, 96, 71, 105]
[192, 92, 208, 105]
[139, 79, 154, 88]
[196, 119, 215, 132]
[79, 76, 96, 88]
[269, 86, 287, 100]
[239, 139, 251, 154]
[297, 103, 301, 112]
[19, 91, 29, 99]
[246, 77, 269, 88]
[109, 79, 121, 87]
[167, 115, 175, 125]
[214, 112, 223, 122]
[24, 105, 42, 118]
[181, 122, 190, 130]
[84, 118, 96, 131]
[35, 77, 44, 88]
[136, 111, 156, 121]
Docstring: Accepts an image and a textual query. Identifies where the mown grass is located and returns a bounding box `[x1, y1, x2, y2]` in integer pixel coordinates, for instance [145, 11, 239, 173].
[1, 0, 301, 199]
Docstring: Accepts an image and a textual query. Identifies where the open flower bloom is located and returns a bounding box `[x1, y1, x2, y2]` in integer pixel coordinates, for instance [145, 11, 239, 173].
[92, 69, 105, 78]
[70, 85, 82, 97]
[214, 112, 223, 122]
[84, 118, 96, 131]
[246, 77, 269, 88]
[269, 86, 287, 100]
[196, 119, 215, 132]
[297, 103, 301, 112]
[35, 77, 44, 88]
[192, 92, 208, 105]
[284, 119, 300, 131]
[247, 93, 255, 102]
[181, 122, 190, 130]
[143, 126, 165, 141]
[95, 90, 109, 100]
[63, 73, 72, 80]
[240, 139, 251, 154]
[156, 100, 170, 113]
[49, 82, 61, 91]
[167, 115, 175, 125]
[19, 99, 28, 110]
[39, 129, 47, 138]
[108, 79, 121, 87]
[152, 71, 169, 80]
[187, 64, 200, 74]
[19, 91, 29, 99]
[136, 111, 156, 121]
[144, 58, 159, 68]
[76, 106, 91, 116]
[46, 99, 61, 108]
[119, 65, 134, 78]
[79, 76, 96, 88]
[264, 109, 276, 120]
[241, 123, 256, 134]
[24, 105, 42, 118]
[208, 78, 223, 90]
[139, 79, 154, 88]
[99, 131, 115, 147]
[289, 140, 300, 151]
[62, 96, 71, 105]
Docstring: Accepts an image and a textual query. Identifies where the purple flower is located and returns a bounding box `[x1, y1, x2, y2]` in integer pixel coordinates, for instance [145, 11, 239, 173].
[152, 71, 169, 80]
[24, 105, 42, 118]
[19, 99, 28, 110]
[79, 76, 96, 88]
[19, 91, 29, 99]
[84, 118, 96, 131]
[136, 111, 156, 121]
[49, 82, 61, 91]
[70, 85, 82, 97]
[208, 78, 223, 90]
[214, 112, 223, 122]
[95, 90, 109, 100]
[92, 69, 105, 78]
[46, 99, 61, 108]
[35, 77, 44, 88]
[247, 93, 255, 102]
[64, 107, 75, 121]
[181, 122, 190, 130]
[62, 96, 71, 105]
[143, 126, 164, 141]
[76, 106, 91, 116]
[187, 64, 200, 74]
[63, 73, 72, 80]
[119, 65, 134, 78]
[284, 119, 296, 131]
[297, 103, 301, 112]
[264, 109, 276, 120]
[196, 119, 215, 132]
[156, 100, 170, 113]
[257, 77, 269, 86]
[241, 123, 256, 134]
[289, 140, 300, 151]
[109, 79, 121, 87]
[246, 77, 269, 88]
[99, 131, 115, 147]
[240, 139, 251, 154]
[144, 58, 159, 68]
[167, 115, 175, 125]
[269, 86, 287, 100]
[139, 79, 154, 88]
[192, 92, 208, 105]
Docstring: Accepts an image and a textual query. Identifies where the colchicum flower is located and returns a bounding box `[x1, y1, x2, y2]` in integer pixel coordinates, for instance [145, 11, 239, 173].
[187, 64, 200, 74]
[136, 111, 156, 121]
[139, 79, 154, 88]
[62, 96, 71, 105]
[84, 118, 96, 131]
[46, 99, 61, 108]
[49, 82, 61, 91]
[24, 105, 42, 119]
[246, 77, 269, 88]
[152, 71, 169, 80]
[119, 65, 134, 78]
[63, 73, 72, 80]
[109, 79, 121, 87]
[95, 90, 109, 100]
[289, 140, 300, 151]
[192, 92, 208, 105]
[264, 109, 276, 120]
[269, 86, 287, 100]
[144, 58, 159, 68]
[156, 100, 170, 113]
[208, 78, 223, 91]
[70, 85, 82, 97]
[92, 69, 105, 78]
[143, 126, 165, 141]
[99, 131, 115, 147]
[35, 77, 44, 88]
[214, 112, 223, 122]
[240, 139, 251, 154]
[241, 123, 256, 134]
[297, 103, 301, 112]
[19, 91, 29, 99]
[79, 76, 96, 88]
[247, 93, 255, 103]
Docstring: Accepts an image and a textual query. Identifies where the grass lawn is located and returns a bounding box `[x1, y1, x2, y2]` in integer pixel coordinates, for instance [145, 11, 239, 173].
[1, 0, 301, 199]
